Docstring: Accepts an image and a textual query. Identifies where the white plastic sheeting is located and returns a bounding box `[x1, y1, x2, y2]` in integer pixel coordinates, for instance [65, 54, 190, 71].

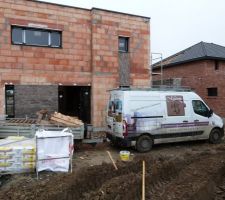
[35, 128, 74, 173]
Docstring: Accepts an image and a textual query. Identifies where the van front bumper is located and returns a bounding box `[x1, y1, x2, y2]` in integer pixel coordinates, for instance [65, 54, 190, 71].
[106, 133, 132, 147]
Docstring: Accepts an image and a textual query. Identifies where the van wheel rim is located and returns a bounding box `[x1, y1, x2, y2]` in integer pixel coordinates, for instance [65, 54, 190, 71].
[142, 140, 150, 148]
[213, 132, 219, 140]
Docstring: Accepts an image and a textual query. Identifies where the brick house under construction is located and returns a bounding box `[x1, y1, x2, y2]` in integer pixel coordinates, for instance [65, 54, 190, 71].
[0, 0, 151, 128]
[152, 42, 225, 117]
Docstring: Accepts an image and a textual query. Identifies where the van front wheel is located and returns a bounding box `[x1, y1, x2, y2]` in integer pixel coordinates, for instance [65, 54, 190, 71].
[209, 129, 222, 144]
[136, 135, 153, 152]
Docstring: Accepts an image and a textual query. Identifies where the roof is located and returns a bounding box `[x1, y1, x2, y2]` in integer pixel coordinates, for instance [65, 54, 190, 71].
[110, 86, 192, 92]
[31, 1, 150, 19]
[152, 42, 225, 69]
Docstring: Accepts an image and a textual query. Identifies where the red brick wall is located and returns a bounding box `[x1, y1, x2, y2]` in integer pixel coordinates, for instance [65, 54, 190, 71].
[153, 60, 225, 117]
[0, 0, 150, 127]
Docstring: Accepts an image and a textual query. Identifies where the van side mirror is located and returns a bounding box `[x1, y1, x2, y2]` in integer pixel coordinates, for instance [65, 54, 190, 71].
[208, 109, 213, 118]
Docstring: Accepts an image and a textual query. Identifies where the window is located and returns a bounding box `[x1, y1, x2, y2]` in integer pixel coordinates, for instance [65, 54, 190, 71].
[11, 26, 62, 48]
[26, 29, 49, 46]
[215, 60, 219, 70]
[5, 85, 14, 118]
[192, 100, 209, 117]
[118, 36, 129, 52]
[12, 27, 23, 44]
[51, 32, 61, 47]
[207, 87, 218, 96]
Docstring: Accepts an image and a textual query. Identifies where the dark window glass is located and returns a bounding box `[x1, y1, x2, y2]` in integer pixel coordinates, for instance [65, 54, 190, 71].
[6, 105, 14, 116]
[12, 28, 23, 44]
[25, 29, 49, 46]
[114, 99, 122, 113]
[51, 32, 61, 47]
[119, 37, 129, 52]
[192, 100, 209, 117]
[215, 60, 219, 70]
[11, 26, 62, 48]
[207, 88, 217, 96]
[5, 85, 14, 118]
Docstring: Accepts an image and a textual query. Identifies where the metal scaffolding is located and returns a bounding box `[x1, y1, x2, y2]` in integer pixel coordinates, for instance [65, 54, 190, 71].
[151, 52, 163, 85]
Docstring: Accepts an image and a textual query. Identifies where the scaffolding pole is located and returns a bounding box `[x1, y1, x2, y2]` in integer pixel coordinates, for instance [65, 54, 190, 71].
[151, 52, 163, 86]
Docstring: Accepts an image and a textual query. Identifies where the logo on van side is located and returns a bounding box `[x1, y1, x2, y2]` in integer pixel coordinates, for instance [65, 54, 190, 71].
[166, 95, 186, 116]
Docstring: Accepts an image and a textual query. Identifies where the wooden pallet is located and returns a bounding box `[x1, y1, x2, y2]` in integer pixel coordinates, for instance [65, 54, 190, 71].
[6, 119, 37, 125]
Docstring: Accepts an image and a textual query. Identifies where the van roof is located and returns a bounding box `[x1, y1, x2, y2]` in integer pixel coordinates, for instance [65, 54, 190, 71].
[109, 86, 192, 92]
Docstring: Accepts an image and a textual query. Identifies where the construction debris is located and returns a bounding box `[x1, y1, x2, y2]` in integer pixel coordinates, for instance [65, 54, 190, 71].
[50, 112, 84, 127]
[36, 109, 49, 123]
[4, 111, 84, 128]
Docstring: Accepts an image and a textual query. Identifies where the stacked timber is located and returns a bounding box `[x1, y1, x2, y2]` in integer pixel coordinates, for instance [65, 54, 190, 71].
[50, 112, 83, 127]
[36, 109, 49, 123]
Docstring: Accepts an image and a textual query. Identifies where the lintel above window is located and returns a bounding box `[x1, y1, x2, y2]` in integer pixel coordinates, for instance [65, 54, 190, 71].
[11, 26, 62, 48]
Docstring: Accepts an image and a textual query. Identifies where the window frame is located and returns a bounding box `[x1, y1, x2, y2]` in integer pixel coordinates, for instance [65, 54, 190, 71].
[118, 36, 129, 53]
[11, 26, 62, 48]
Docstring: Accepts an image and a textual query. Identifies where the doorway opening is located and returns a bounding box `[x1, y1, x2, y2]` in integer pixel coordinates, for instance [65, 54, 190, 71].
[58, 86, 91, 124]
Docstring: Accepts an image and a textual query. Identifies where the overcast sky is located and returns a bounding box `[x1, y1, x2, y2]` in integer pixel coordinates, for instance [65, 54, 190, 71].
[40, 0, 225, 60]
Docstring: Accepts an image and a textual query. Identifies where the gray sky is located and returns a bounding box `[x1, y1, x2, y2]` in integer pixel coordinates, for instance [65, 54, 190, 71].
[40, 0, 225, 60]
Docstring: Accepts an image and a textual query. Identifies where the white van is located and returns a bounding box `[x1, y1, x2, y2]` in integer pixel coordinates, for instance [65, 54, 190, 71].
[106, 88, 224, 152]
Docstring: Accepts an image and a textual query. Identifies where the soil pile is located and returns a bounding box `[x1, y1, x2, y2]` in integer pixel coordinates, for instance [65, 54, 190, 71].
[0, 144, 225, 199]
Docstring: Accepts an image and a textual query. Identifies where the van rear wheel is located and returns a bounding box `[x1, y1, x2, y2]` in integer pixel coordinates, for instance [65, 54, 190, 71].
[209, 129, 222, 144]
[136, 135, 153, 152]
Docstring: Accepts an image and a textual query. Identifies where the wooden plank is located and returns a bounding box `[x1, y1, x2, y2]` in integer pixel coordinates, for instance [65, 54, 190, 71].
[50, 117, 81, 127]
[51, 112, 83, 126]
[53, 112, 82, 123]
[53, 117, 83, 126]
[51, 117, 80, 126]
[142, 160, 146, 200]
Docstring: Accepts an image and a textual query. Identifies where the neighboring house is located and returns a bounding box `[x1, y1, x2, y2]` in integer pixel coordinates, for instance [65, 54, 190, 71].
[0, 0, 151, 128]
[152, 41, 225, 117]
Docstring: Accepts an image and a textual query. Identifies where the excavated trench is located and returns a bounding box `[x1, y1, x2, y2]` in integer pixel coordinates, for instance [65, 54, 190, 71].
[0, 149, 225, 200]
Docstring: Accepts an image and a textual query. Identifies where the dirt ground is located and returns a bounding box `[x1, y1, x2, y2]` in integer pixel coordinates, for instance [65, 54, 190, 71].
[0, 139, 225, 200]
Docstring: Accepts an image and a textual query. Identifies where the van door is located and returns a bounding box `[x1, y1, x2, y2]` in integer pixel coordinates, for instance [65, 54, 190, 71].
[190, 100, 210, 138]
[159, 95, 192, 140]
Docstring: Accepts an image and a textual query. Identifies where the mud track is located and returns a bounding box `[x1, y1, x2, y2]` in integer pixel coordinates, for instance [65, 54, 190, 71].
[0, 144, 225, 200]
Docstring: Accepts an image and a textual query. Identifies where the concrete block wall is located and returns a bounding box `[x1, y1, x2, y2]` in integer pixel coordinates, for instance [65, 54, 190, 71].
[0, 0, 151, 127]
[15, 85, 58, 118]
[153, 60, 225, 117]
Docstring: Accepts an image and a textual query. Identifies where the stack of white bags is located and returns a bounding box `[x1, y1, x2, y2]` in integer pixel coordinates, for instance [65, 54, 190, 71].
[0, 128, 74, 174]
